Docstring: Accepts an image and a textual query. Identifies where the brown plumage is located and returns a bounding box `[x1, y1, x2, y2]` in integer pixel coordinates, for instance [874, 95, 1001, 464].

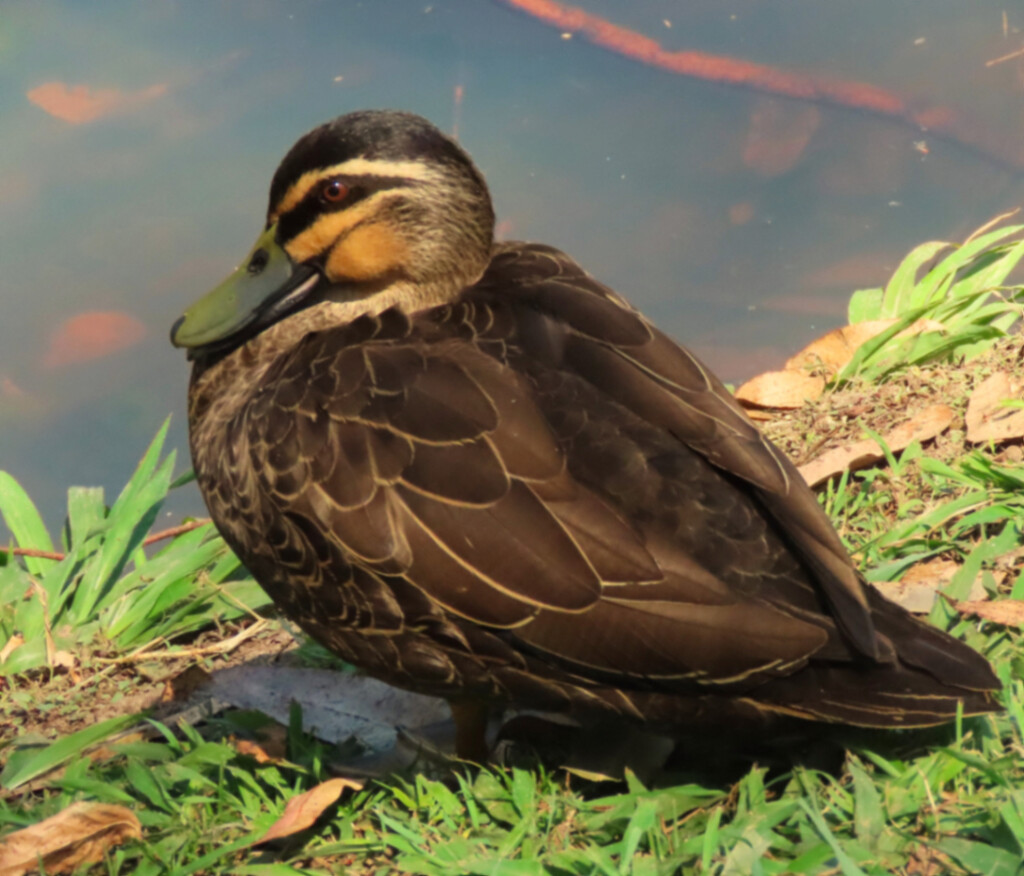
[173, 110, 999, 752]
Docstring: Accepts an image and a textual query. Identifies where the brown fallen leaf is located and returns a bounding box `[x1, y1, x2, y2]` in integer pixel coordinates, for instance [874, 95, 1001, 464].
[0, 802, 141, 876]
[953, 598, 1024, 627]
[799, 404, 954, 487]
[161, 664, 213, 703]
[235, 739, 277, 764]
[785, 318, 946, 377]
[734, 370, 825, 409]
[0, 634, 24, 664]
[234, 723, 289, 764]
[51, 650, 78, 682]
[254, 777, 363, 846]
[965, 371, 1024, 444]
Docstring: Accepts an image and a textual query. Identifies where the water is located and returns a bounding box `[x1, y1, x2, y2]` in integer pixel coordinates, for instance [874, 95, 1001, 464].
[2, 0, 1023, 532]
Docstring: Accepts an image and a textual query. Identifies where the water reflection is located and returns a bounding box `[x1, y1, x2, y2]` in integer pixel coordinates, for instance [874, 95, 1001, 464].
[3, 0, 1024, 531]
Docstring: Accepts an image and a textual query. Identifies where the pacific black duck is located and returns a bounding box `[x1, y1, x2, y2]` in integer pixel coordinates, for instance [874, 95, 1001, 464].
[172, 110, 999, 759]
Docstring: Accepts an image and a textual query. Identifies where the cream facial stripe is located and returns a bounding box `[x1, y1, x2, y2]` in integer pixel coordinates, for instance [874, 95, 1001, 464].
[270, 158, 438, 221]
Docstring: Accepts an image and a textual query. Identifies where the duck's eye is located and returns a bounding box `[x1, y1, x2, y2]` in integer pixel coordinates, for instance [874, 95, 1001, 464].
[321, 180, 349, 204]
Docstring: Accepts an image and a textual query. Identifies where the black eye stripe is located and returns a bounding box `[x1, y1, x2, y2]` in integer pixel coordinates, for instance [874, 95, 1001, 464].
[275, 176, 414, 249]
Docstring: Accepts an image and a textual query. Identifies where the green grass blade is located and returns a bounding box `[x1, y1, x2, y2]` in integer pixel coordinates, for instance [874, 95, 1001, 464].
[70, 443, 175, 624]
[796, 800, 870, 876]
[914, 223, 1024, 305]
[64, 485, 106, 551]
[935, 836, 1023, 876]
[1, 711, 143, 790]
[0, 471, 55, 577]
[847, 287, 883, 323]
[169, 467, 196, 490]
[880, 241, 949, 317]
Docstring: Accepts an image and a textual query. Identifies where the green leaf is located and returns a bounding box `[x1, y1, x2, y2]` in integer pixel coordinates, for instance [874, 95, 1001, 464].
[0, 471, 55, 577]
[70, 424, 174, 624]
[797, 799, 870, 876]
[701, 806, 723, 871]
[847, 287, 883, 323]
[916, 223, 1024, 305]
[125, 757, 176, 813]
[832, 305, 930, 384]
[848, 758, 884, 846]
[935, 837, 1024, 876]
[509, 768, 536, 817]
[64, 486, 106, 550]
[232, 866, 320, 876]
[1, 711, 143, 789]
[169, 467, 196, 490]
[880, 240, 949, 317]
[619, 797, 658, 871]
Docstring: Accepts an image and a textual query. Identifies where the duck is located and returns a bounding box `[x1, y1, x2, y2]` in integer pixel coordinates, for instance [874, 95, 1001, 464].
[172, 109, 999, 760]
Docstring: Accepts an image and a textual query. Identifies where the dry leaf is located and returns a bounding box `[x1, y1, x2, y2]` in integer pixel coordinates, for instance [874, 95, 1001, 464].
[0, 634, 24, 664]
[255, 777, 363, 845]
[785, 318, 945, 376]
[873, 559, 987, 613]
[953, 598, 1024, 626]
[965, 371, 1024, 444]
[734, 370, 825, 409]
[235, 739, 277, 763]
[51, 651, 77, 677]
[161, 664, 212, 703]
[735, 317, 943, 413]
[799, 404, 954, 487]
[0, 802, 140, 876]
[234, 723, 288, 764]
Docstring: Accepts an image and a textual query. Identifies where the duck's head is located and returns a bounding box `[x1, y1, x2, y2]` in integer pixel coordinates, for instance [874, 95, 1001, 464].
[171, 110, 495, 358]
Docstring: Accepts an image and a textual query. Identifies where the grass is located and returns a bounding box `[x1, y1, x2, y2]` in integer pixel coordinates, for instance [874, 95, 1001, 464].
[2, 219, 1024, 873]
[0, 420, 270, 680]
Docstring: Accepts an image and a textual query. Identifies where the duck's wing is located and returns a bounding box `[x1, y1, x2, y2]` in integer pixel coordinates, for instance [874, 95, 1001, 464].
[235, 243, 996, 723]
[474, 243, 999, 712]
[475, 243, 885, 657]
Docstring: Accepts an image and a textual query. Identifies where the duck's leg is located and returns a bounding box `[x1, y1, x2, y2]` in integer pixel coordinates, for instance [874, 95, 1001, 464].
[448, 699, 490, 762]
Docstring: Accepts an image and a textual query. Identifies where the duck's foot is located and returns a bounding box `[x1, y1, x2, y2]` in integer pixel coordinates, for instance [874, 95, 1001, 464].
[447, 699, 492, 762]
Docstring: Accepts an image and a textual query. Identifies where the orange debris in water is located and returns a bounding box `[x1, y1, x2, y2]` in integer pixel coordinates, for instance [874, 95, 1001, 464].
[494, 0, 1023, 173]
[26, 82, 167, 125]
[728, 201, 755, 225]
[43, 311, 147, 369]
[742, 100, 820, 177]
[1, 376, 25, 398]
[801, 252, 893, 290]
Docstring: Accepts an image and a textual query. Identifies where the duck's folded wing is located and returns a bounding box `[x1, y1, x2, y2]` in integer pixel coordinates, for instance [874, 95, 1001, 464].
[241, 311, 839, 688]
[480, 243, 882, 660]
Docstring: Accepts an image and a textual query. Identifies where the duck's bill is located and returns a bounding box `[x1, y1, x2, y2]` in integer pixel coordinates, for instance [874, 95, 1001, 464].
[170, 223, 321, 355]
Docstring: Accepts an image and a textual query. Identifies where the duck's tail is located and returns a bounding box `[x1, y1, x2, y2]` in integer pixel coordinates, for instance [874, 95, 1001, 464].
[749, 585, 1001, 728]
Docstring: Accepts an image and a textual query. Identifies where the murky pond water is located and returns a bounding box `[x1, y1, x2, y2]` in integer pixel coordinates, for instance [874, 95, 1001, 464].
[3, 0, 1024, 532]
